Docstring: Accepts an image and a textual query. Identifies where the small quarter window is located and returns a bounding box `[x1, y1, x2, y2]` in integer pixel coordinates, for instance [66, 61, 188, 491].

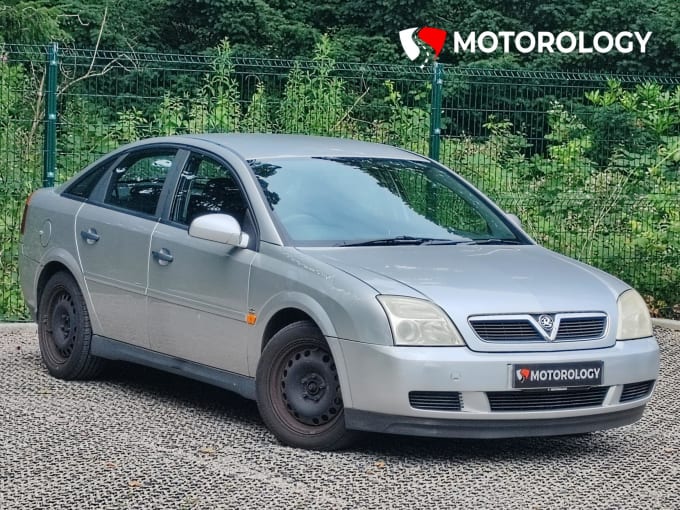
[64, 164, 109, 199]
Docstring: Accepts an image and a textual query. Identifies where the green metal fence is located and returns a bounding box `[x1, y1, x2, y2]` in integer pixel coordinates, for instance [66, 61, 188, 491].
[1, 43, 678, 320]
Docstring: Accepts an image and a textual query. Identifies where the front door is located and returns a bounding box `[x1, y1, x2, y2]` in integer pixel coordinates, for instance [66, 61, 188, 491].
[147, 153, 255, 374]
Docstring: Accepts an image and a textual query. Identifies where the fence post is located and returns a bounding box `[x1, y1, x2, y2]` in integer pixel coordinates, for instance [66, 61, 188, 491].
[43, 42, 58, 187]
[428, 62, 443, 161]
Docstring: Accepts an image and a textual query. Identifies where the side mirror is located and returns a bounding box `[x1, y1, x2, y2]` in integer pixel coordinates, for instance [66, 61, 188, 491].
[506, 213, 523, 230]
[189, 213, 250, 249]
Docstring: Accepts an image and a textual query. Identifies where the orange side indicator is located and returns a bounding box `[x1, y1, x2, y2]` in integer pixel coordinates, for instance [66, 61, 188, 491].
[246, 311, 257, 325]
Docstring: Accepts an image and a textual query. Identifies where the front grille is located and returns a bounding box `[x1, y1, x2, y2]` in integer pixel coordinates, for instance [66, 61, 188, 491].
[470, 314, 607, 342]
[470, 320, 543, 342]
[555, 317, 607, 340]
[409, 391, 462, 411]
[487, 386, 609, 411]
[620, 381, 654, 402]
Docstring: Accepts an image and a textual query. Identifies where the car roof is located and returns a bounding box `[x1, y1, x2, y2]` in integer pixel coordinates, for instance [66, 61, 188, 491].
[57, 134, 430, 194]
[178, 133, 429, 161]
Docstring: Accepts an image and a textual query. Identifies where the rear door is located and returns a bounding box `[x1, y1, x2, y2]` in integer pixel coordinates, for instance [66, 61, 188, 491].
[74, 147, 181, 347]
[147, 152, 256, 374]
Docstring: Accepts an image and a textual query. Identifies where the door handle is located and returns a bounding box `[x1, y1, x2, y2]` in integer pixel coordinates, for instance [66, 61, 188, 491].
[80, 228, 100, 245]
[152, 248, 174, 266]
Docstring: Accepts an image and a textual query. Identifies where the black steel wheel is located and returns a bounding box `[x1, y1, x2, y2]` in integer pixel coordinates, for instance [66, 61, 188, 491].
[256, 321, 358, 450]
[38, 271, 105, 380]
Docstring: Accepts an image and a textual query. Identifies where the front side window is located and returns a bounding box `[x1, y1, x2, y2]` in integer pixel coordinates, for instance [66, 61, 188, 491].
[250, 157, 525, 246]
[104, 151, 175, 215]
[171, 153, 248, 226]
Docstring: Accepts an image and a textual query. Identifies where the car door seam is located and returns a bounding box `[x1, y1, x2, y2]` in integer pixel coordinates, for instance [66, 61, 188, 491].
[73, 201, 104, 333]
[147, 221, 161, 295]
[73, 201, 87, 273]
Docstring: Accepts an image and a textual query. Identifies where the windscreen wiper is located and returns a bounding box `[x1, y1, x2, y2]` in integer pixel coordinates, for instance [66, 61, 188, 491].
[461, 239, 522, 245]
[421, 238, 472, 245]
[338, 236, 470, 247]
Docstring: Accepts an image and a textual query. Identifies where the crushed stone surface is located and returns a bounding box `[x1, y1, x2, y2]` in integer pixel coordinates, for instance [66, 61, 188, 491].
[1, 324, 678, 509]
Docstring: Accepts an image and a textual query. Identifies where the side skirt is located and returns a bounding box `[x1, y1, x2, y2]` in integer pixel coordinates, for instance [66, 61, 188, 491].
[91, 335, 256, 400]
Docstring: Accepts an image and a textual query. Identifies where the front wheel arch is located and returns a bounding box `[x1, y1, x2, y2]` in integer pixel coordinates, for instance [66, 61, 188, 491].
[255, 320, 358, 450]
[256, 306, 354, 410]
[260, 307, 315, 353]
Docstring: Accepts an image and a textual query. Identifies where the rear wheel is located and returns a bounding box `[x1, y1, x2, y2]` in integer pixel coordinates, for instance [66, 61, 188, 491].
[38, 271, 105, 379]
[256, 321, 357, 450]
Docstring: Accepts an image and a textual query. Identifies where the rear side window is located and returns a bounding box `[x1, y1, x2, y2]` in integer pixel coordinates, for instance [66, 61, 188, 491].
[104, 151, 176, 216]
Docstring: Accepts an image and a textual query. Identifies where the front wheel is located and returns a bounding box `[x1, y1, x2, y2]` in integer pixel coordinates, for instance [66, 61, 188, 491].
[256, 321, 358, 450]
[38, 271, 105, 380]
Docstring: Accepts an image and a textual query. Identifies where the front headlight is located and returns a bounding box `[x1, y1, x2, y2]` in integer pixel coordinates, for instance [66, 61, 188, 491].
[377, 295, 466, 346]
[616, 289, 653, 340]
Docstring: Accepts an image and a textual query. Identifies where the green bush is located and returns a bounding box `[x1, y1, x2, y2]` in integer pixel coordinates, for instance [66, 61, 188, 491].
[1, 43, 678, 319]
[0, 58, 43, 319]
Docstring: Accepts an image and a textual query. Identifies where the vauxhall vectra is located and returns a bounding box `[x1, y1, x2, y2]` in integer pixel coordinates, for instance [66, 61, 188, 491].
[20, 134, 659, 450]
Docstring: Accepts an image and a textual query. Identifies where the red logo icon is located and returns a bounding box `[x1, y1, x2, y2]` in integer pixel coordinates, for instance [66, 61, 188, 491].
[516, 368, 531, 382]
[399, 27, 447, 64]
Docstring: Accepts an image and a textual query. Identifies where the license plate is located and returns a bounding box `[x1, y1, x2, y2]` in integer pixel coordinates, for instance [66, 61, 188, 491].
[512, 362, 603, 389]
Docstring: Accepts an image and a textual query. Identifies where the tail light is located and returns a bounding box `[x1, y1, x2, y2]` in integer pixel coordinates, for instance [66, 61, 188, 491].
[20, 192, 36, 235]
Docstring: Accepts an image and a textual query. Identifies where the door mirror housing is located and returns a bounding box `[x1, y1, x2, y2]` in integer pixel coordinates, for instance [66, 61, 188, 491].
[189, 214, 250, 248]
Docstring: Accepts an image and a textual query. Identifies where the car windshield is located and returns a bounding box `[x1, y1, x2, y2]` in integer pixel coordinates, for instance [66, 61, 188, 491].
[249, 157, 525, 246]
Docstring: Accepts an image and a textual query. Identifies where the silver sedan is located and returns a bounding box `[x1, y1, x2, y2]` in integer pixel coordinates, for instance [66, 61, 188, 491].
[19, 134, 659, 450]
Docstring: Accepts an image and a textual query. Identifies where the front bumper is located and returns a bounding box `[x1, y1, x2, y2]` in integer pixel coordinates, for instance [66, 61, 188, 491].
[330, 336, 659, 438]
[344, 407, 645, 438]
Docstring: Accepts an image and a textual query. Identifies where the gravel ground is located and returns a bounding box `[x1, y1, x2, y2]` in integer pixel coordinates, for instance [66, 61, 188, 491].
[1, 325, 678, 510]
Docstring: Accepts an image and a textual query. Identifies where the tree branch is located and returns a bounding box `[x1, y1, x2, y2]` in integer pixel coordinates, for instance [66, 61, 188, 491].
[57, 7, 139, 97]
[334, 87, 370, 129]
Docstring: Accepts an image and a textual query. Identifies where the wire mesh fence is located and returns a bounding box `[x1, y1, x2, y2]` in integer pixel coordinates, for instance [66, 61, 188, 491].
[0, 45, 47, 320]
[1, 43, 678, 320]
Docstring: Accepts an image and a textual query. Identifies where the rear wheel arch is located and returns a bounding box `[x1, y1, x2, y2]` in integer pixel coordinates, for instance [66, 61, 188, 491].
[35, 252, 94, 315]
[37, 261, 73, 305]
[37, 270, 105, 379]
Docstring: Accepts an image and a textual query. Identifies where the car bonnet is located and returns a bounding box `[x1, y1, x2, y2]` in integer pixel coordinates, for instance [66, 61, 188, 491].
[298, 244, 627, 324]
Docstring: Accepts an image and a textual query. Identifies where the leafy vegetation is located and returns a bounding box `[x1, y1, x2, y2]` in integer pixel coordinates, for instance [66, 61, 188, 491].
[0, 29, 678, 318]
[0, 57, 44, 319]
[0, 37, 680, 316]
[3, 0, 680, 73]
[447, 92, 679, 316]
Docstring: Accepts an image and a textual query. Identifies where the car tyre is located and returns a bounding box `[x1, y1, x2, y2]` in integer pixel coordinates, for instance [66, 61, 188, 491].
[256, 320, 358, 450]
[38, 271, 105, 380]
